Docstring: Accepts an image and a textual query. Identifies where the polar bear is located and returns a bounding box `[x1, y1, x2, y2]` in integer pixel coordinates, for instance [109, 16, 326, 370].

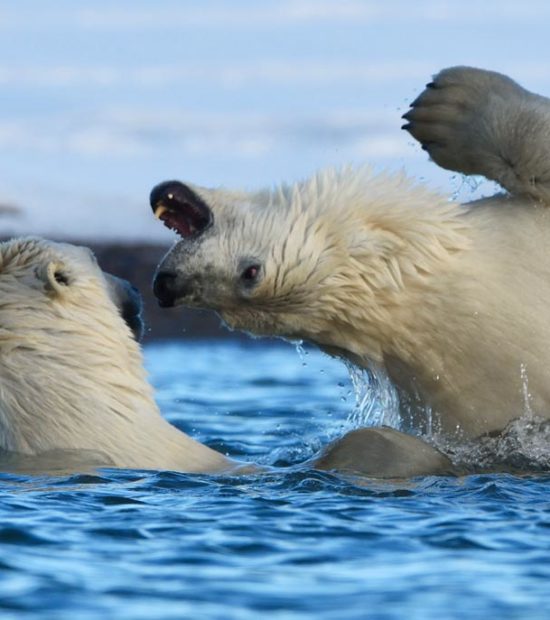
[0, 237, 451, 477]
[0, 237, 234, 473]
[150, 66, 550, 442]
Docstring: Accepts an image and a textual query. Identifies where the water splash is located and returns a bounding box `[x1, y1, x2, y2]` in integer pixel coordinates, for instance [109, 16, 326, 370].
[436, 416, 550, 474]
[520, 362, 533, 417]
[294, 340, 308, 366]
[345, 362, 401, 429]
[450, 174, 484, 201]
[450, 174, 502, 202]
[431, 364, 550, 472]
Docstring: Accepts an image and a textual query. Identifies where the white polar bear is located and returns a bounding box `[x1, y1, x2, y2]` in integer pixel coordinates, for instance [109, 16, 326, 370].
[150, 66, 550, 442]
[0, 237, 233, 473]
[0, 237, 451, 477]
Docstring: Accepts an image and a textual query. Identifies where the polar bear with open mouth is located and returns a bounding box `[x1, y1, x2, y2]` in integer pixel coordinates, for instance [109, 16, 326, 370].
[151, 66, 550, 442]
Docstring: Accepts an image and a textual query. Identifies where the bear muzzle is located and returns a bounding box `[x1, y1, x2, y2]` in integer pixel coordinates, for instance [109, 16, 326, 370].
[105, 274, 145, 340]
[153, 270, 197, 308]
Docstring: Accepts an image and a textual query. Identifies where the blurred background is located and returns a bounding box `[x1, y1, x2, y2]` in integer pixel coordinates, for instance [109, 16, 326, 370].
[1, 0, 549, 339]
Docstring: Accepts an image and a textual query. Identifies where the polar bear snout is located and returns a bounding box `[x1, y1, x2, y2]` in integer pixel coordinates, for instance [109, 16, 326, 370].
[105, 273, 144, 340]
[120, 282, 144, 341]
[153, 270, 179, 307]
[153, 269, 203, 308]
[153, 270, 198, 308]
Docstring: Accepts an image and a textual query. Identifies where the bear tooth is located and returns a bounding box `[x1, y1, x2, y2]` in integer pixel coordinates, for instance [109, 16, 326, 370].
[154, 205, 169, 220]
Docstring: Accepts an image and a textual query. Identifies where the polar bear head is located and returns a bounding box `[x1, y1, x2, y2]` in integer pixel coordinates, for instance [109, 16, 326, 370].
[151, 168, 469, 360]
[0, 237, 156, 456]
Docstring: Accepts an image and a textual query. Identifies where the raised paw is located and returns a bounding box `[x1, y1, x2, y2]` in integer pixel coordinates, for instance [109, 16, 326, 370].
[402, 66, 529, 180]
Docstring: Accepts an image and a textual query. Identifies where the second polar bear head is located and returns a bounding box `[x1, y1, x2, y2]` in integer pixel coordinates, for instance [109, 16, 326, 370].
[151, 167, 469, 358]
[0, 237, 151, 455]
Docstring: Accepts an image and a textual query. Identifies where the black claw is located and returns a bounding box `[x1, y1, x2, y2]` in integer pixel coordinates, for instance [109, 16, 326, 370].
[401, 123, 412, 131]
[421, 144, 428, 151]
[401, 110, 413, 121]
[426, 81, 436, 89]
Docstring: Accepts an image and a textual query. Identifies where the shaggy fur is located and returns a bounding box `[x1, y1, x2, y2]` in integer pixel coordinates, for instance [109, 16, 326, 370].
[0, 237, 232, 472]
[152, 66, 550, 439]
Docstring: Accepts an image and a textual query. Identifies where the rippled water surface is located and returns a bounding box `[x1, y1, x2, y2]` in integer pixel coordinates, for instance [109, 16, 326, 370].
[1, 341, 549, 619]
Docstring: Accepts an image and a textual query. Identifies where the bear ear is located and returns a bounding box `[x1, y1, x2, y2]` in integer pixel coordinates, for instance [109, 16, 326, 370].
[38, 261, 72, 295]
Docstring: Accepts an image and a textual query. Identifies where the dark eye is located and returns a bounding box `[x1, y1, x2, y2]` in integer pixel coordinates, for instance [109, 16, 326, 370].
[241, 264, 261, 282]
[54, 271, 70, 286]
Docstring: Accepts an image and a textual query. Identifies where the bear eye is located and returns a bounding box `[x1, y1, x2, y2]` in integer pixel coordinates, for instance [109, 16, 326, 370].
[241, 265, 259, 281]
[239, 262, 263, 286]
[54, 271, 70, 286]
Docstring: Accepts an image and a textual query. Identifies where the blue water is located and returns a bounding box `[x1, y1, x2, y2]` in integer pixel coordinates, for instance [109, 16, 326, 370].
[0, 341, 549, 619]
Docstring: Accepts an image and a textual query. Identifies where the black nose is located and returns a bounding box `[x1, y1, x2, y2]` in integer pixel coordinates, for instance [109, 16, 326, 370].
[153, 271, 179, 308]
[120, 282, 144, 341]
[121, 300, 144, 341]
[105, 274, 144, 340]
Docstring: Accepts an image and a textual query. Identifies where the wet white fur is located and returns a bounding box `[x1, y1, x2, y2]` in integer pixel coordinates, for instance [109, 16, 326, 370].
[161, 161, 550, 438]
[0, 237, 232, 472]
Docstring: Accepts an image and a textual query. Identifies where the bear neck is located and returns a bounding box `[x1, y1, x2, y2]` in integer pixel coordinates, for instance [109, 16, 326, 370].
[305, 271, 475, 435]
[278, 168, 478, 432]
[289, 168, 472, 356]
[0, 324, 234, 473]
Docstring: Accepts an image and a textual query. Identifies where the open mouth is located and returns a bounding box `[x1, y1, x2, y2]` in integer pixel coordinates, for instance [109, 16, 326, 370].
[151, 181, 212, 238]
[154, 203, 206, 237]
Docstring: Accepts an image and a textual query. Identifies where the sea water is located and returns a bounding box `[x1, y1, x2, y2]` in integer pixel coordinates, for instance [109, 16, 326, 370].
[0, 341, 549, 619]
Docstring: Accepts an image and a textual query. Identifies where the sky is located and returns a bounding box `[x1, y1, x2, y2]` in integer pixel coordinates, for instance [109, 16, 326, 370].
[0, 0, 550, 241]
